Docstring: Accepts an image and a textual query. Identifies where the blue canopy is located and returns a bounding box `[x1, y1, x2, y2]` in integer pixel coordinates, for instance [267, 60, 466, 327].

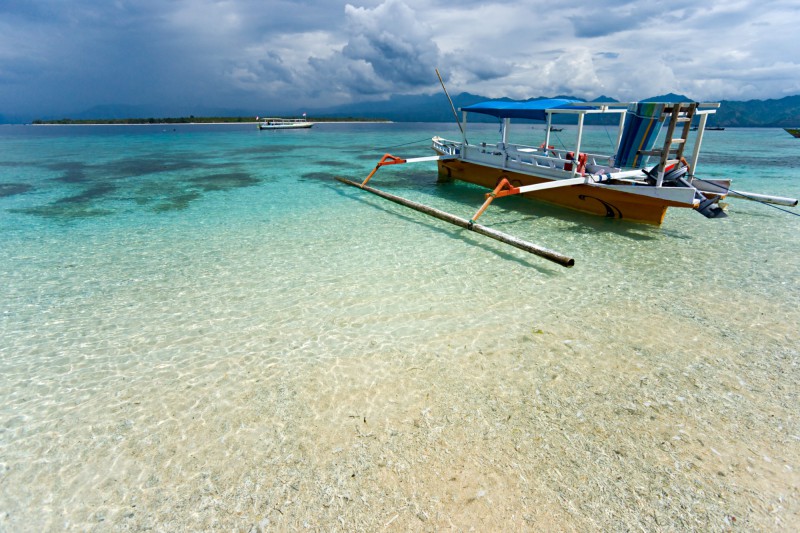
[461, 98, 590, 120]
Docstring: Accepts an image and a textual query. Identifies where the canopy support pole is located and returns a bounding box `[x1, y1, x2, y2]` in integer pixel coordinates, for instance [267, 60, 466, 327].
[572, 113, 586, 178]
[689, 112, 709, 175]
[545, 112, 553, 148]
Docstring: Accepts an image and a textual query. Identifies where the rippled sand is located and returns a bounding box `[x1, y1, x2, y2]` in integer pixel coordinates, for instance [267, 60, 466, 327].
[2, 198, 798, 531]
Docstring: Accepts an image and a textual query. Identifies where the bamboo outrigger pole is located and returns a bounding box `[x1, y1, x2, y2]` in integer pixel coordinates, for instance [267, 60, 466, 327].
[336, 176, 575, 268]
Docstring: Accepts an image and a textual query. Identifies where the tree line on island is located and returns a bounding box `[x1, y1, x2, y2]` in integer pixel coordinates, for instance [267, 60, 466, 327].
[31, 116, 388, 125]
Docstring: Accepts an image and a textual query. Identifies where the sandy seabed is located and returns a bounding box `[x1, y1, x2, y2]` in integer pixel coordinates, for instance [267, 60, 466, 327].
[2, 299, 797, 532]
[1, 152, 798, 530]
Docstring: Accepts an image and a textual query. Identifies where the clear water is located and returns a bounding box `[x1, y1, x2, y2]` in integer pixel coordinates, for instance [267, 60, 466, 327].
[1, 123, 798, 530]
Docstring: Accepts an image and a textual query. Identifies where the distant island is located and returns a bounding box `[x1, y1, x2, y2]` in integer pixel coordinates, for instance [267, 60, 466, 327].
[31, 116, 390, 125]
[10, 92, 800, 126]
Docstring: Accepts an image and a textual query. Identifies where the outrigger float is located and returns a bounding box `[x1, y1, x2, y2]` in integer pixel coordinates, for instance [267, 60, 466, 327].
[337, 98, 797, 267]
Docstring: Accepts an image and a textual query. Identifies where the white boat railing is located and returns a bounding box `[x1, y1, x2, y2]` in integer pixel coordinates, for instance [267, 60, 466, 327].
[435, 137, 618, 177]
[260, 117, 308, 123]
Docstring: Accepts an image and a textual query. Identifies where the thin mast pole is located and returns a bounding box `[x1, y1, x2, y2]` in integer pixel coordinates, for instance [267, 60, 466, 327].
[436, 68, 464, 139]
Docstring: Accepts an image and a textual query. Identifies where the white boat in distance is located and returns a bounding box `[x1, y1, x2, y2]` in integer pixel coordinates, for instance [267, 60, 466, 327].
[257, 116, 313, 130]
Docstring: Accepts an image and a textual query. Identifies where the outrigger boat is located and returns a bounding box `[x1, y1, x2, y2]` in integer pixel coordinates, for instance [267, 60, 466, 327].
[337, 98, 798, 267]
[257, 116, 313, 130]
[428, 99, 795, 225]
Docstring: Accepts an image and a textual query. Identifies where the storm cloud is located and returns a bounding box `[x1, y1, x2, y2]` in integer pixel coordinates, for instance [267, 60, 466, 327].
[1, 0, 798, 120]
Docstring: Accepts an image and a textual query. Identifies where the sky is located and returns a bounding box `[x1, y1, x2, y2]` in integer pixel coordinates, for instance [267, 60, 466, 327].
[2, 0, 799, 119]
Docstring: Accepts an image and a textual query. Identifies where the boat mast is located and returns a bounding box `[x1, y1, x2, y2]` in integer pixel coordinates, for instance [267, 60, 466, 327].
[436, 68, 465, 140]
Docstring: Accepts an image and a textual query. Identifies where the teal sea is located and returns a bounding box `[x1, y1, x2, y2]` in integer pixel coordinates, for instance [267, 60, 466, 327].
[1, 122, 799, 530]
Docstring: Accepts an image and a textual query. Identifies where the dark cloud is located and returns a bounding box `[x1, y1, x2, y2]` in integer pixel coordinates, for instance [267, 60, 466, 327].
[257, 52, 296, 84]
[307, 56, 387, 96]
[342, 1, 441, 86]
[568, 0, 701, 38]
[444, 52, 513, 83]
[1, 0, 799, 120]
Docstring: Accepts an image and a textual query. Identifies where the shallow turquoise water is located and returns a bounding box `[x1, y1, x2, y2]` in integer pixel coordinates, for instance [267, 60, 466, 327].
[1, 122, 798, 529]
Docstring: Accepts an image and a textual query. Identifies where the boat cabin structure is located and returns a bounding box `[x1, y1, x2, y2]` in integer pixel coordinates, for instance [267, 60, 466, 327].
[257, 117, 313, 130]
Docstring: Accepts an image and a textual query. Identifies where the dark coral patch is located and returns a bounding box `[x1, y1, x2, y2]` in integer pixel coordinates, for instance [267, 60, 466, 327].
[47, 162, 90, 183]
[233, 145, 299, 156]
[314, 160, 349, 167]
[0, 183, 34, 197]
[188, 172, 260, 191]
[14, 204, 113, 219]
[152, 192, 203, 212]
[299, 172, 333, 182]
[100, 157, 217, 178]
[54, 183, 116, 204]
[13, 183, 116, 219]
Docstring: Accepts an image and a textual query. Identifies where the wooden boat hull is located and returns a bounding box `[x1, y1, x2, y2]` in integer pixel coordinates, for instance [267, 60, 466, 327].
[785, 128, 800, 138]
[437, 159, 692, 225]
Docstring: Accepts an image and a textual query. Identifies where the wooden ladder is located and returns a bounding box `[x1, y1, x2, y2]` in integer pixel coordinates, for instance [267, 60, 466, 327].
[640, 102, 697, 186]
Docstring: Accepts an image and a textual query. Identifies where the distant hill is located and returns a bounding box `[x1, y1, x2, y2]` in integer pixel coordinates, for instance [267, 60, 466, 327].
[302, 92, 488, 122]
[642, 93, 692, 103]
[72, 104, 257, 121]
[299, 92, 614, 123]
[300, 92, 800, 126]
[14, 103, 258, 125]
[716, 95, 800, 127]
[7, 93, 800, 126]
[74, 104, 156, 120]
